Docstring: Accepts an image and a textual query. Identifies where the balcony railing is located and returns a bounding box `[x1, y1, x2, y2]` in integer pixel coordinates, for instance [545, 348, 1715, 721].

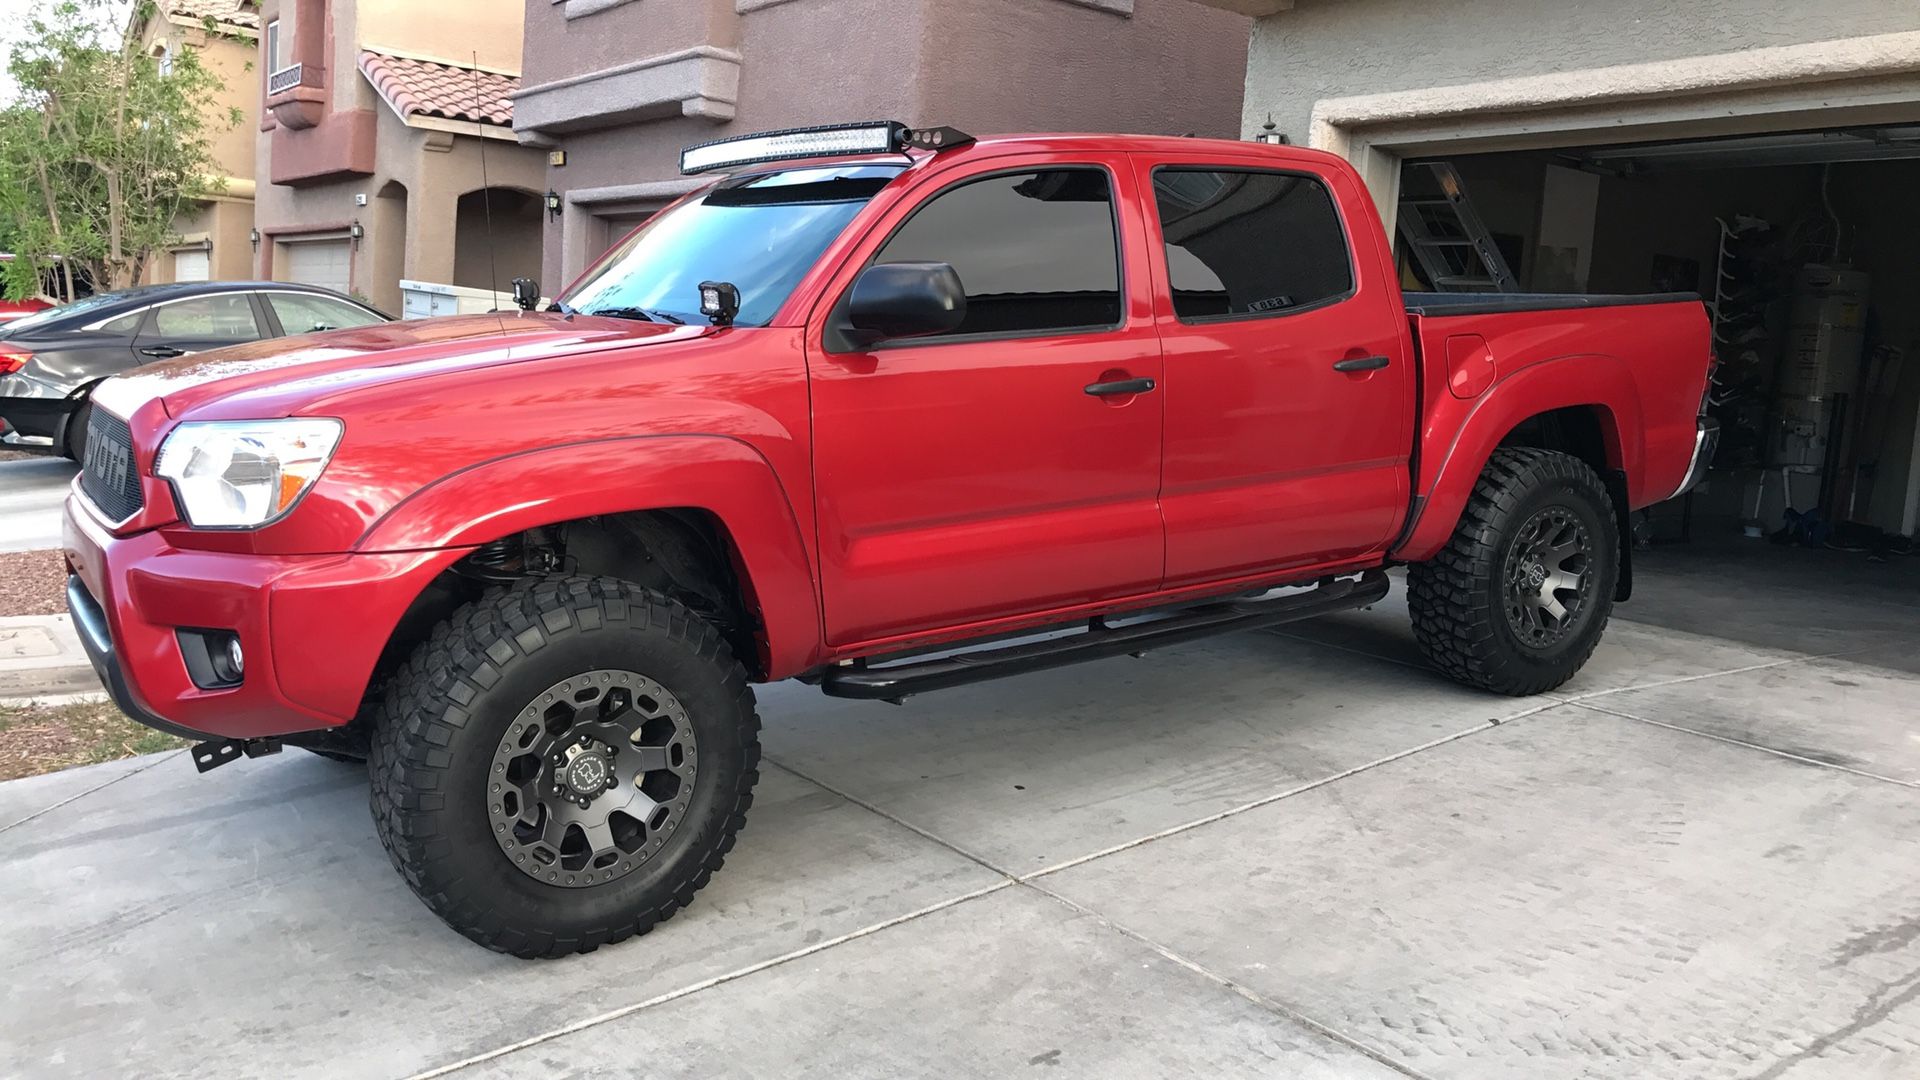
[267, 63, 304, 95]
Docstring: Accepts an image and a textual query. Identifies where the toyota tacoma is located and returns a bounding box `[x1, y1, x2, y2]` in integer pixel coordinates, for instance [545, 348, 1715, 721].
[62, 123, 1717, 957]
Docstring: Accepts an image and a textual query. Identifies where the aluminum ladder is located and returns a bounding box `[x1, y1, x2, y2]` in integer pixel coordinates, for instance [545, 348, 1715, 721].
[1397, 161, 1519, 292]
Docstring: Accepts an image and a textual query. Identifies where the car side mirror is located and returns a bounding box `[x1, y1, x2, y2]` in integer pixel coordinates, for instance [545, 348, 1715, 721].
[511, 277, 539, 312]
[845, 262, 966, 345]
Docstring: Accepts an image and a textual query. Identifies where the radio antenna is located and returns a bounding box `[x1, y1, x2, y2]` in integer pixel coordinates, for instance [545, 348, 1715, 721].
[472, 53, 502, 312]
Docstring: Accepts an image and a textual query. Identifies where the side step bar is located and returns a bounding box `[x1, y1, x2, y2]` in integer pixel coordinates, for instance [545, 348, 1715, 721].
[820, 570, 1390, 702]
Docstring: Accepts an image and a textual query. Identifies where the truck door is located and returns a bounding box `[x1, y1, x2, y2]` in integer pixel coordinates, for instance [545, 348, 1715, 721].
[1131, 151, 1415, 587]
[808, 156, 1165, 646]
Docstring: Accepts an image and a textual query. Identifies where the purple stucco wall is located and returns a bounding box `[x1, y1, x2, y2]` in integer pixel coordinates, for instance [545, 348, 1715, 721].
[516, 0, 1249, 286]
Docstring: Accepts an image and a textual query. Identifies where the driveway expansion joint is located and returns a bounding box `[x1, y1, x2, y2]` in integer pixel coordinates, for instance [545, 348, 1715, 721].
[0, 750, 186, 836]
[1569, 699, 1920, 790]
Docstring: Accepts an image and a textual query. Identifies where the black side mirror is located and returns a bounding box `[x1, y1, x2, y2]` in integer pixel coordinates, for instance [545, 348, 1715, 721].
[510, 277, 539, 312]
[846, 262, 966, 345]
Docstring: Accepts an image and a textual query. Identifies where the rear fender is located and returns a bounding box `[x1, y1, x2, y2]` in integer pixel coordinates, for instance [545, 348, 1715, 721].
[355, 435, 822, 677]
[1394, 354, 1641, 562]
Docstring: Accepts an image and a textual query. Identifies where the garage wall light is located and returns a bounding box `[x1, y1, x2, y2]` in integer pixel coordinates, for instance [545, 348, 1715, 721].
[1254, 114, 1289, 146]
[546, 189, 563, 221]
[249, 227, 260, 250]
[349, 221, 364, 248]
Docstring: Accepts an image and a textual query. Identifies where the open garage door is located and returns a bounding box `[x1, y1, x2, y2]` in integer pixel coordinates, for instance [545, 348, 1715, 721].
[278, 238, 350, 294]
[1398, 124, 1920, 563]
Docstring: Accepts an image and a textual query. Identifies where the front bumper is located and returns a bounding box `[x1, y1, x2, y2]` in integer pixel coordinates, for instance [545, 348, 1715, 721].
[63, 491, 469, 740]
[1669, 417, 1720, 500]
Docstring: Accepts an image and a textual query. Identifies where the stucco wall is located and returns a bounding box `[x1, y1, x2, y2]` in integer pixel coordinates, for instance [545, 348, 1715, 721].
[521, 0, 1249, 286]
[1242, 0, 1920, 143]
[253, 105, 543, 311]
[358, 0, 525, 72]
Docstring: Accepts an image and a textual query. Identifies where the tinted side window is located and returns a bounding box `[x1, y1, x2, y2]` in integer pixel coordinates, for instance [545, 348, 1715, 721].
[267, 293, 384, 334]
[148, 294, 261, 341]
[875, 169, 1120, 337]
[1152, 169, 1353, 321]
[99, 310, 146, 336]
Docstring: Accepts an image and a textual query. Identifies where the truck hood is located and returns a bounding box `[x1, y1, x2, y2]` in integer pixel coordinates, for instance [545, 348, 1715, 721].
[92, 313, 708, 423]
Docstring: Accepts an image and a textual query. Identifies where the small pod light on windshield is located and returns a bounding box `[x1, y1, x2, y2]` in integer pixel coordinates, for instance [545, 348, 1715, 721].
[699, 281, 741, 327]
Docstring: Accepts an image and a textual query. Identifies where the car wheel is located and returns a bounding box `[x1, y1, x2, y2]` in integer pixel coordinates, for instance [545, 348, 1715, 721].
[1407, 447, 1618, 696]
[64, 399, 92, 464]
[368, 575, 760, 958]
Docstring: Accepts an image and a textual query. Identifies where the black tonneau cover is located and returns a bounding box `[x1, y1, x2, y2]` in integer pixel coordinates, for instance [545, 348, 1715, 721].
[1404, 292, 1702, 317]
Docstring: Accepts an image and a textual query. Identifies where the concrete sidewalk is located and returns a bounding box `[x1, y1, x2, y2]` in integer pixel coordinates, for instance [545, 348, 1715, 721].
[0, 613, 101, 703]
[3, 552, 1919, 1079]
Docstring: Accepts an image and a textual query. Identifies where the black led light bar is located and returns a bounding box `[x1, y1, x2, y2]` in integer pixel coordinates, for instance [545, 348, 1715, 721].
[679, 121, 975, 175]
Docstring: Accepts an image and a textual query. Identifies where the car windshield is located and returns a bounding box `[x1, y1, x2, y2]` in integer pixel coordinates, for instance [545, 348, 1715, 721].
[557, 163, 905, 327]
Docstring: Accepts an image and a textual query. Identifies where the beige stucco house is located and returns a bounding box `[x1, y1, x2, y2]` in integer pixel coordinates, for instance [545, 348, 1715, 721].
[131, 0, 261, 286]
[512, 0, 1253, 289]
[1208, 0, 1920, 540]
[252, 0, 544, 313]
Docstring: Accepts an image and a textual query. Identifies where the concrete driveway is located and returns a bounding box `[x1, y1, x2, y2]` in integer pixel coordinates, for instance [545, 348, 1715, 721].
[0, 457, 77, 553]
[3, 548, 1917, 1079]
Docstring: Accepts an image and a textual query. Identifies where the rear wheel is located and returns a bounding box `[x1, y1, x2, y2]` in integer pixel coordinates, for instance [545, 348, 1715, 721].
[1407, 447, 1617, 695]
[368, 576, 760, 958]
[64, 399, 92, 464]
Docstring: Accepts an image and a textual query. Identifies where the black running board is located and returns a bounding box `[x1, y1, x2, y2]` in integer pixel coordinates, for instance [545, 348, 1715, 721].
[820, 570, 1390, 702]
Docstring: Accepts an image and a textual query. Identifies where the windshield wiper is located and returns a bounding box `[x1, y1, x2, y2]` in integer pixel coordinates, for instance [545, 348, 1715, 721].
[586, 306, 685, 325]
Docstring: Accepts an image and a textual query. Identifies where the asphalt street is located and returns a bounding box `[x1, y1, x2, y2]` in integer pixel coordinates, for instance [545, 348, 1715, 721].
[0, 457, 77, 553]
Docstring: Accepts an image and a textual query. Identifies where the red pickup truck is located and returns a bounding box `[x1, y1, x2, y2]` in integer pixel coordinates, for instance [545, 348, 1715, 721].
[62, 123, 1715, 957]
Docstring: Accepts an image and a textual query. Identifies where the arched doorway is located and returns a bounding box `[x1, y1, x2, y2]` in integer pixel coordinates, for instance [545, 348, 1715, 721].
[370, 179, 409, 314]
[453, 187, 542, 296]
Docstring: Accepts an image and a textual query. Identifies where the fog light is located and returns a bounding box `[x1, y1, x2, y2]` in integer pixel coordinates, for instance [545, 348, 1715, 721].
[177, 628, 245, 689]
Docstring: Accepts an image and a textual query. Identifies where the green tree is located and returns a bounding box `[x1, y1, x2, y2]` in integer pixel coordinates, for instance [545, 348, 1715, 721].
[0, 0, 241, 301]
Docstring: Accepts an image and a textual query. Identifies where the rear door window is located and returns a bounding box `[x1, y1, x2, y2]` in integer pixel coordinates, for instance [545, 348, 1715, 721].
[1150, 168, 1353, 321]
[873, 168, 1121, 338]
[146, 294, 262, 342]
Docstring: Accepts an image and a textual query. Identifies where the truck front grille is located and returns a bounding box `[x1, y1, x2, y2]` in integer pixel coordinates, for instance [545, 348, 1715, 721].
[79, 409, 144, 522]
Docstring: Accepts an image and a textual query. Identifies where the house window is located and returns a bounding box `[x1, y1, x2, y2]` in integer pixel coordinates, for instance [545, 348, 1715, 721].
[265, 19, 281, 75]
[155, 43, 173, 78]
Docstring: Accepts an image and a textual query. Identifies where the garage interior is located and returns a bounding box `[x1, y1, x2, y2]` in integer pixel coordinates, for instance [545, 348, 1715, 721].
[1396, 125, 1920, 615]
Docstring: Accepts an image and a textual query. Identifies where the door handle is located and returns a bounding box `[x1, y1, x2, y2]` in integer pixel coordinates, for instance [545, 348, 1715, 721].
[1332, 355, 1390, 373]
[139, 346, 185, 359]
[1084, 376, 1156, 397]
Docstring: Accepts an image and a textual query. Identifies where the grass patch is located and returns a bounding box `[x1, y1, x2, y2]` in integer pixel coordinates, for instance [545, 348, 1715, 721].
[0, 699, 188, 781]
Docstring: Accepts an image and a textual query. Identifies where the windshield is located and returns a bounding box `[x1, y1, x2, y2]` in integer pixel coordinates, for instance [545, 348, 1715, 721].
[557, 163, 904, 327]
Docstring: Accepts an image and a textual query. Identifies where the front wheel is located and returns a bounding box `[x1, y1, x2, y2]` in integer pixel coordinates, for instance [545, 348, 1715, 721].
[368, 576, 760, 958]
[1407, 447, 1618, 696]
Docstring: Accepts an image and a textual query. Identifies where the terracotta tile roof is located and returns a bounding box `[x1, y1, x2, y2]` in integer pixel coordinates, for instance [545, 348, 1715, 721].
[165, 0, 261, 30]
[359, 50, 518, 129]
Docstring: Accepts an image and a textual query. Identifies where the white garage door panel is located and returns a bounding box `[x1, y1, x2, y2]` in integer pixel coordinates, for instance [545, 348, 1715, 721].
[172, 250, 209, 283]
[281, 240, 350, 294]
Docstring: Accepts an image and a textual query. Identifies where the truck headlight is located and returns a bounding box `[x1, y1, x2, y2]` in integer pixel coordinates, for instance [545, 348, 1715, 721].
[154, 419, 343, 528]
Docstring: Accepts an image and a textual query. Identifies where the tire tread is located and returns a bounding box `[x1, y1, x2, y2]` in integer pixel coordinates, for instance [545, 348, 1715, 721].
[1407, 447, 1615, 696]
[367, 575, 759, 959]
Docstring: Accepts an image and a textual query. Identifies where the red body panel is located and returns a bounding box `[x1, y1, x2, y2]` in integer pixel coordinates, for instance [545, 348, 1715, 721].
[1125, 147, 1416, 587]
[804, 150, 1166, 645]
[62, 133, 1713, 740]
[1393, 300, 1711, 562]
